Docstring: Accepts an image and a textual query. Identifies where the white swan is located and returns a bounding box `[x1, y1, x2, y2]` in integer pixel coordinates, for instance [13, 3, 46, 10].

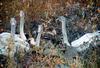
[0, 11, 30, 57]
[57, 16, 100, 52]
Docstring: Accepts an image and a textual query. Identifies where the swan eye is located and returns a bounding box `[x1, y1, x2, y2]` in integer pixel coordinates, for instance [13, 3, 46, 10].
[15, 40, 17, 42]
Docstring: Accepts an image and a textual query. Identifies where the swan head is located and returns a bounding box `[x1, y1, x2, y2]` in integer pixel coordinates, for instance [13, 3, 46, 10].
[56, 15, 77, 23]
[20, 10, 25, 17]
[56, 16, 66, 23]
[10, 18, 16, 25]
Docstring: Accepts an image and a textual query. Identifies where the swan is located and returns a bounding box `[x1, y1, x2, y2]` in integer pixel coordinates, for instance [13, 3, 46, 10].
[0, 11, 30, 57]
[56, 16, 100, 52]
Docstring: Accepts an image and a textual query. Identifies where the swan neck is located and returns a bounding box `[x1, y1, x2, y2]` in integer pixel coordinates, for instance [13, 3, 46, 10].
[61, 20, 71, 46]
[11, 24, 16, 37]
[20, 17, 26, 40]
[10, 18, 16, 37]
[20, 17, 24, 33]
[36, 25, 43, 46]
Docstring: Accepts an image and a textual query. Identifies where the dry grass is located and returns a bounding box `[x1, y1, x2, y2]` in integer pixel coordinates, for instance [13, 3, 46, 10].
[3, 40, 99, 68]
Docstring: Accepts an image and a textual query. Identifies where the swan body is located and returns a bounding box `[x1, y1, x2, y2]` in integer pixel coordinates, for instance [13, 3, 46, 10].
[71, 31, 100, 47]
[71, 31, 100, 51]
[0, 32, 29, 56]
